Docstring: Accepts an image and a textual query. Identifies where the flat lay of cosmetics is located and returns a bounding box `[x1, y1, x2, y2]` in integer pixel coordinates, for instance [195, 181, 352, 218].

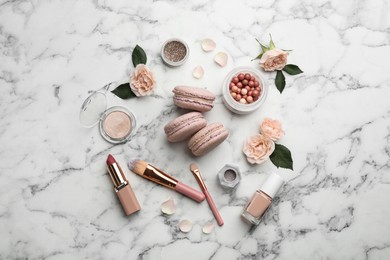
[80, 37, 290, 233]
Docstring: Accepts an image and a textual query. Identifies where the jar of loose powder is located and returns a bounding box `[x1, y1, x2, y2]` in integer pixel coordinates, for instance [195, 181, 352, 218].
[161, 38, 189, 67]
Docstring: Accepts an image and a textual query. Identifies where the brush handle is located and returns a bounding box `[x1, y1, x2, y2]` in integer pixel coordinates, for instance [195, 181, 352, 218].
[204, 189, 224, 226]
[175, 182, 205, 202]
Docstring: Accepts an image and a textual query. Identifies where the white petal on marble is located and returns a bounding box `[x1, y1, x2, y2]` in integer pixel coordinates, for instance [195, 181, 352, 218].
[214, 52, 228, 67]
[192, 65, 204, 79]
[202, 222, 214, 234]
[179, 219, 193, 233]
[160, 198, 176, 215]
[201, 38, 216, 52]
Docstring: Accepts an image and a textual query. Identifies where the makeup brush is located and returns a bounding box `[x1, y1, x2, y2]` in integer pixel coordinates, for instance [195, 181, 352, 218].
[190, 163, 224, 226]
[128, 159, 205, 203]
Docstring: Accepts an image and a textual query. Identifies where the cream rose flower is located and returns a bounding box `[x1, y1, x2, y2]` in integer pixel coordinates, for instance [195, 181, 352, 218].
[130, 64, 156, 96]
[259, 48, 288, 71]
[243, 134, 275, 164]
[260, 118, 285, 141]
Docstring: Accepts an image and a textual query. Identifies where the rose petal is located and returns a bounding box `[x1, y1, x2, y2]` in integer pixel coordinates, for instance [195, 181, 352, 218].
[214, 52, 228, 67]
[160, 198, 176, 215]
[179, 219, 193, 233]
[201, 39, 216, 52]
[202, 222, 214, 234]
[192, 65, 204, 79]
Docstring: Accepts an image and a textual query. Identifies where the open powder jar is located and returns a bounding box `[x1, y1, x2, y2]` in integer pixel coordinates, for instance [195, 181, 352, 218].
[161, 38, 189, 67]
[222, 67, 268, 114]
[80, 91, 136, 144]
[217, 164, 241, 190]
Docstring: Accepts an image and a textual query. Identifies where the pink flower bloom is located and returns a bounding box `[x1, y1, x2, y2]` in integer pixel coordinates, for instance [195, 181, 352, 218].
[259, 48, 288, 72]
[260, 118, 285, 141]
[130, 64, 156, 96]
[243, 134, 275, 164]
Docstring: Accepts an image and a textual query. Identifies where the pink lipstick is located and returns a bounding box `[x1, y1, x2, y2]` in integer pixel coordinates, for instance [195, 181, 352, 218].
[106, 154, 140, 215]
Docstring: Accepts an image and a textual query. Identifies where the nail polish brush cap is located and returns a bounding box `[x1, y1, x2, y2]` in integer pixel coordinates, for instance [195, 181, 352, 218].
[260, 173, 284, 198]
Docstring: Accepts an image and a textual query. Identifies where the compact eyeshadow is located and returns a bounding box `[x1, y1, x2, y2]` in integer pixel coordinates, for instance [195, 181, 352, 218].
[102, 110, 132, 140]
[80, 91, 136, 144]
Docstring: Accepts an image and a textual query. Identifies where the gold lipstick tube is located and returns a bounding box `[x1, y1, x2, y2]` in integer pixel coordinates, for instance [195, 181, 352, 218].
[107, 159, 141, 215]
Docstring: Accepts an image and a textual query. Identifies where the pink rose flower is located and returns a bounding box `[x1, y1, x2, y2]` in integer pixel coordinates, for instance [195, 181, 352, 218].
[130, 64, 156, 96]
[259, 48, 288, 72]
[243, 134, 275, 164]
[260, 118, 285, 141]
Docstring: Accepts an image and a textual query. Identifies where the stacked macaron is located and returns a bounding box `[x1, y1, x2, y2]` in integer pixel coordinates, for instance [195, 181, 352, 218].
[173, 86, 215, 112]
[188, 123, 229, 156]
[164, 112, 207, 142]
[164, 86, 229, 156]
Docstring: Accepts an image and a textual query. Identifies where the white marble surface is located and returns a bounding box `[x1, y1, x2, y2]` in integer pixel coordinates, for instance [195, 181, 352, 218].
[1, 0, 390, 259]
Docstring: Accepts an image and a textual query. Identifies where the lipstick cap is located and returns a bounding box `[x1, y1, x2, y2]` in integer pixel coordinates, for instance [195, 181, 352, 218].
[260, 173, 284, 198]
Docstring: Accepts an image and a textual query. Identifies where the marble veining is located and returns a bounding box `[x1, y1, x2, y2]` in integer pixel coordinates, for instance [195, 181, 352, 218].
[1, 0, 390, 259]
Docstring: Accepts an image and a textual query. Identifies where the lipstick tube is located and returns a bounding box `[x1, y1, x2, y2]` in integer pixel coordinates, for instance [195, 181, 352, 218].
[106, 155, 140, 215]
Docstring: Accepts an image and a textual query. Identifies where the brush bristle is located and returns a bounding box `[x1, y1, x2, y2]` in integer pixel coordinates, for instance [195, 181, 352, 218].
[128, 158, 147, 175]
[189, 163, 198, 172]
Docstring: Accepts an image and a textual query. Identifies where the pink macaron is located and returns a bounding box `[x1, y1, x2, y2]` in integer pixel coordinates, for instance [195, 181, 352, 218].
[173, 86, 216, 112]
[188, 122, 229, 156]
[164, 112, 207, 142]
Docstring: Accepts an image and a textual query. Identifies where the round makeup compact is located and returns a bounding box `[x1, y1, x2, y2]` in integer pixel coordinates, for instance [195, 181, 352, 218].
[80, 91, 136, 144]
[161, 38, 189, 67]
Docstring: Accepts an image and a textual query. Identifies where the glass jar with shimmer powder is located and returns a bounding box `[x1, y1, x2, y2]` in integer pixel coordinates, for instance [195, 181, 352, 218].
[241, 173, 284, 225]
[161, 38, 189, 67]
[80, 91, 136, 144]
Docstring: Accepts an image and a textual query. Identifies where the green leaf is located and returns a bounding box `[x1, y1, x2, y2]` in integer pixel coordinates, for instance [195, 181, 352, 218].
[270, 143, 293, 170]
[132, 45, 147, 67]
[251, 53, 264, 61]
[269, 34, 275, 50]
[260, 43, 268, 53]
[275, 70, 286, 93]
[111, 83, 136, 99]
[255, 38, 269, 53]
[283, 64, 303, 75]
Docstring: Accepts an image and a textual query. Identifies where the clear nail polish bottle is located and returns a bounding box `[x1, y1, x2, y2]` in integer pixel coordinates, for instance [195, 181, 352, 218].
[241, 173, 284, 225]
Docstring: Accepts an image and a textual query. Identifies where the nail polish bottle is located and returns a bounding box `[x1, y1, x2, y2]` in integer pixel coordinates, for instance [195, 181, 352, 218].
[241, 173, 284, 225]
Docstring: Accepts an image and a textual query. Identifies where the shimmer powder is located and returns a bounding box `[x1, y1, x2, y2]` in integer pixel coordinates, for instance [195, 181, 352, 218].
[164, 41, 187, 62]
[103, 111, 132, 139]
[161, 39, 189, 66]
[217, 164, 241, 190]
[224, 170, 237, 182]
